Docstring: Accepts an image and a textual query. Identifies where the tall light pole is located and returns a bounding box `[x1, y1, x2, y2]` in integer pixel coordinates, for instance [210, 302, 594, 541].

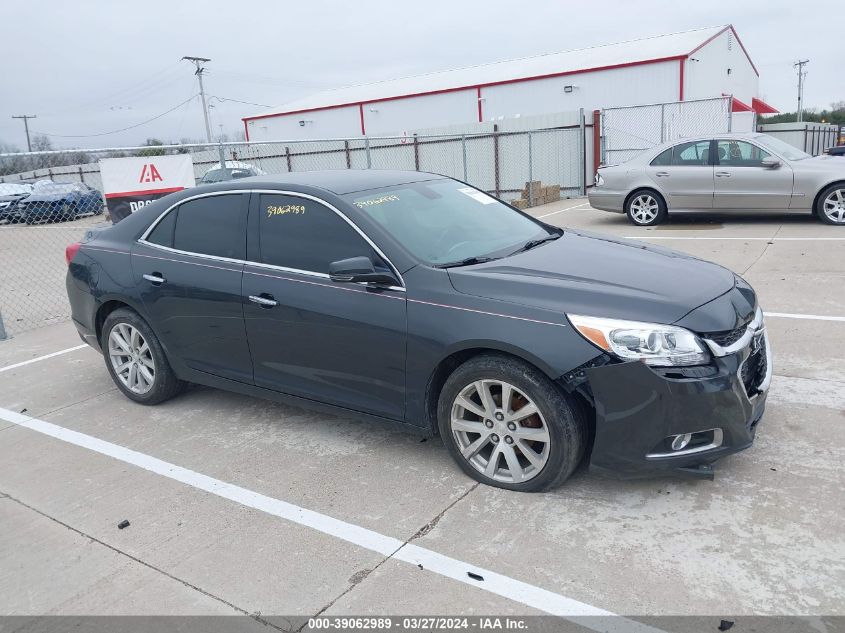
[11, 115, 37, 151]
[794, 59, 809, 123]
[182, 56, 213, 143]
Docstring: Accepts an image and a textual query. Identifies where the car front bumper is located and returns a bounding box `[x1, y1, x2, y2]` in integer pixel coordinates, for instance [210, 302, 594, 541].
[584, 328, 770, 479]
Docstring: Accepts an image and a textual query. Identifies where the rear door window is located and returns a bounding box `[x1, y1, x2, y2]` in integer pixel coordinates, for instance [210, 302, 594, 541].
[671, 141, 712, 166]
[171, 194, 247, 259]
[146, 209, 177, 248]
[716, 140, 771, 167]
[650, 148, 673, 166]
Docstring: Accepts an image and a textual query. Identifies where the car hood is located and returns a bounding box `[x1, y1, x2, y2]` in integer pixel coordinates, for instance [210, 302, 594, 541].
[793, 154, 845, 172]
[447, 230, 738, 328]
[21, 193, 70, 202]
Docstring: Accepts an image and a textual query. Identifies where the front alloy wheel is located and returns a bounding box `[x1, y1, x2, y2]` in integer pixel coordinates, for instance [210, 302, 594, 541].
[108, 323, 155, 394]
[625, 190, 667, 226]
[451, 379, 550, 484]
[438, 354, 585, 491]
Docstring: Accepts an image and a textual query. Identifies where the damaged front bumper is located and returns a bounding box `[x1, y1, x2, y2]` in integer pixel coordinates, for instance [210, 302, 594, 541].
[583, 321, 771, 480]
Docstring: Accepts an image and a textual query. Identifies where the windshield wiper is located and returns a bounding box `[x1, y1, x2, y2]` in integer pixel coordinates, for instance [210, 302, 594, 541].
[511, 232, 561, 255]
[435, 256, 495, 269]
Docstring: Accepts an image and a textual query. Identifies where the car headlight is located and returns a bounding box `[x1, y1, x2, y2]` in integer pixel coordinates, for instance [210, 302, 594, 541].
[594, 172, 605, 187]
[567, 314, 710, 367]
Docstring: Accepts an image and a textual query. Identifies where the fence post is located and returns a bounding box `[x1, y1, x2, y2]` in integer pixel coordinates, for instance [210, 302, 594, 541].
[461, 135, 468, 181]
[527, 131, 534, 207]
[365, 137, 371, 169]
[344, 140, 351, 169]
[217, 142, 226, 173]
[578, 108, 586, 197]
[0, 310, 7, 341]
[285, 146, 292, 171]
[413, 134, 420, 171]
[727, 99, 733, 132]
[78, 166, 85, 184]
[493, 125, 501, 199]
[660, 104, 666, 143]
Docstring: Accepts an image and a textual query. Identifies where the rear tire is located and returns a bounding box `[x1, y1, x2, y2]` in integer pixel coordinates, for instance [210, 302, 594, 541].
[102, 308, 185, 405]
[437, 354, 585, 492]
[625, 189, 667, 226]
[816, 183, 845, 225]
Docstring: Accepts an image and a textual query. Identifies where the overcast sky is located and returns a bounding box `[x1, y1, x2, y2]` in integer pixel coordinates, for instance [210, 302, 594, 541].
[1, 0, 841, 150]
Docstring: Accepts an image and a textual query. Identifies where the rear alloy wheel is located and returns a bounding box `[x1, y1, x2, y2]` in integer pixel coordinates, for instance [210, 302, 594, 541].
[625, 190, 667, 226]
[817, 184, 845, 225]
[102, 308, 185, 404]
[438, 355, 585, 491]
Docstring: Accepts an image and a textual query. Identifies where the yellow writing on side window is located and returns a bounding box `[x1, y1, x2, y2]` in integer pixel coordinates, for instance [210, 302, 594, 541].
[267, 204, 306, 218]
[353, 194, 400, 209]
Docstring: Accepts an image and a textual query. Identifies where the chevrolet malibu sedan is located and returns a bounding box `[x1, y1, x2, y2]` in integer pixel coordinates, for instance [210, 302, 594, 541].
[589, 132, 845, 226]
[66, 171, 770, 491]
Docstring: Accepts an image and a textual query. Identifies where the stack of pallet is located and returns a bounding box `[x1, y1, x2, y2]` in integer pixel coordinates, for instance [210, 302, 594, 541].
[509, 181, 561, 209]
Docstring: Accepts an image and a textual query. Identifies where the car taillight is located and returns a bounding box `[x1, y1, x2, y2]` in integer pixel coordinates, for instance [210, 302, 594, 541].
[65, 242, 81, 265]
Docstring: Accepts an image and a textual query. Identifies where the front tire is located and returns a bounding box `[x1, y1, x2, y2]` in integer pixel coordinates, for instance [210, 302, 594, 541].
[816, 184, 845, 225]
[625, 189, 667, 226]
[437, 354, 585, 492]
[102, 308, 185, 405]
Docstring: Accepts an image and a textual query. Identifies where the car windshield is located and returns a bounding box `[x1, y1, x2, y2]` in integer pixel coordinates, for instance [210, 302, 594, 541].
[755, 134, 812, 161]
[32, 182, 76, 194]
[346, 180, 553, 266]
[201, 167, 254, 183]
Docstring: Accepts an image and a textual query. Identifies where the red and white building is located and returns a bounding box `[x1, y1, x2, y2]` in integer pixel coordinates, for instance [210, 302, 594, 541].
[242, 24, 777, 141]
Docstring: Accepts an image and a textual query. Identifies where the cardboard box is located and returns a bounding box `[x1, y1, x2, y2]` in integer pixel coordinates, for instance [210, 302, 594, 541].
[511, 198, 528, 210]
[523, 181, 541, 199]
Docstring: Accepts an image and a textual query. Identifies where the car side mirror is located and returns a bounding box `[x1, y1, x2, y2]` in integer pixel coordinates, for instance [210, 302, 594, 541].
[761, 157, 781, 169]
[329, 256, 398, 286]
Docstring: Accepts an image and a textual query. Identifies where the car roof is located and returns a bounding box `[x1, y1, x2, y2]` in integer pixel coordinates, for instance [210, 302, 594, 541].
[201, 169, 447, 195]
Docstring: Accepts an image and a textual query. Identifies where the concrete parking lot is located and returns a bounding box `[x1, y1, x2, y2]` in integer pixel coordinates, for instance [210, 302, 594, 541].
[1, 199, 844, 631]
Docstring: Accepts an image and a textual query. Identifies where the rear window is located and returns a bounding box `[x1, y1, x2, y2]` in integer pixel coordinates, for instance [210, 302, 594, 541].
[171, 194, 246, 259]
[146, 209, 177, 248]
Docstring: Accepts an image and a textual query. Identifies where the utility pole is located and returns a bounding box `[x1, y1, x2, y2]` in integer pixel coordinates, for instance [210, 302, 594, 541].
[794, 59, 809, 123]
[182, 56, 213, 143]
[11, 115, 37, 151]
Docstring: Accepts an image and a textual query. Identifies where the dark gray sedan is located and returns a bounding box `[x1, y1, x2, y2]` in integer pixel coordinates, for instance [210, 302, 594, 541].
[65, 171, 770, 491]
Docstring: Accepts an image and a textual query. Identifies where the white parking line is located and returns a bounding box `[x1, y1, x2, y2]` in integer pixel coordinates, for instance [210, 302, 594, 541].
[765, 312, 845, 323]
[538, 202, 591, 218]
[0, 344, 88, 373]
[0, 406, 663, 633]
[623, 236, 845, 241]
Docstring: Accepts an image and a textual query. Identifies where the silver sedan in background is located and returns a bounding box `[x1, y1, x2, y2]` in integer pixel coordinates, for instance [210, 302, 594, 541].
[589, 132, 845, 226]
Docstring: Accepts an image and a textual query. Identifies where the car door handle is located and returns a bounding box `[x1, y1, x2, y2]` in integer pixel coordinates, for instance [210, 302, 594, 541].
[655, 171, 670, 177]
[248, 294, 278, 307]
[715, 171, 731, 177]
[142, 273, 165, 285]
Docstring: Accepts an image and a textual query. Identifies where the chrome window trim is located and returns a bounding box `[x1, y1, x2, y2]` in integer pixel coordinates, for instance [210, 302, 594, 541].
[136, 188, 406, 291]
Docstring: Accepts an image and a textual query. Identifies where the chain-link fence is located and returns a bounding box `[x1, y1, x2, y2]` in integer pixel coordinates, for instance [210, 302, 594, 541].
[0, 125, 587, 337]
[601, 97, 733, 165]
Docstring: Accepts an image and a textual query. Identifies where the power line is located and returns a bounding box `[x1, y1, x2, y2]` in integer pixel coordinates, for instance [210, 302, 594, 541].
[209, 95, 272, 108]
[32, 95, 198, 138]
[11, 115, 37, 151]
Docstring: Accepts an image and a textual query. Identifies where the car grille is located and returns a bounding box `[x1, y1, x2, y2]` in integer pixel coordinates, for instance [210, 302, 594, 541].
[706, 324, 748, 348]
[741, 332, 767, 398]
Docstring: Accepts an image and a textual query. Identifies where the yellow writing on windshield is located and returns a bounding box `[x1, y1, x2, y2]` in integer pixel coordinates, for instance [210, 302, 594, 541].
[267, 204, 306, 218]
[354, 195, 399, 209]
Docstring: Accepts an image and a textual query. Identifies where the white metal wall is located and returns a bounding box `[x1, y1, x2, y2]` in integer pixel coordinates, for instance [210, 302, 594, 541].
[683, 29, 758, 106]
[246, 105, 361, 141]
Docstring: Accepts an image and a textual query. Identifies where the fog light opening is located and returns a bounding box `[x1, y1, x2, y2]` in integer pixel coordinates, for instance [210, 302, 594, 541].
[671, 433, 693, 451]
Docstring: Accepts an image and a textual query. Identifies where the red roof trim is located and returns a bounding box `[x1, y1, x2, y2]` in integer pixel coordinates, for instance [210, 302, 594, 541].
[678, 58, 685, 101]
[359, 103, 366, 135]
[751, 97, 779, 114]
[688, 25, 759, 77]
[241, 55, 686, 123]
[477, 86, 483, 123]
[731, 96, 753, 112]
